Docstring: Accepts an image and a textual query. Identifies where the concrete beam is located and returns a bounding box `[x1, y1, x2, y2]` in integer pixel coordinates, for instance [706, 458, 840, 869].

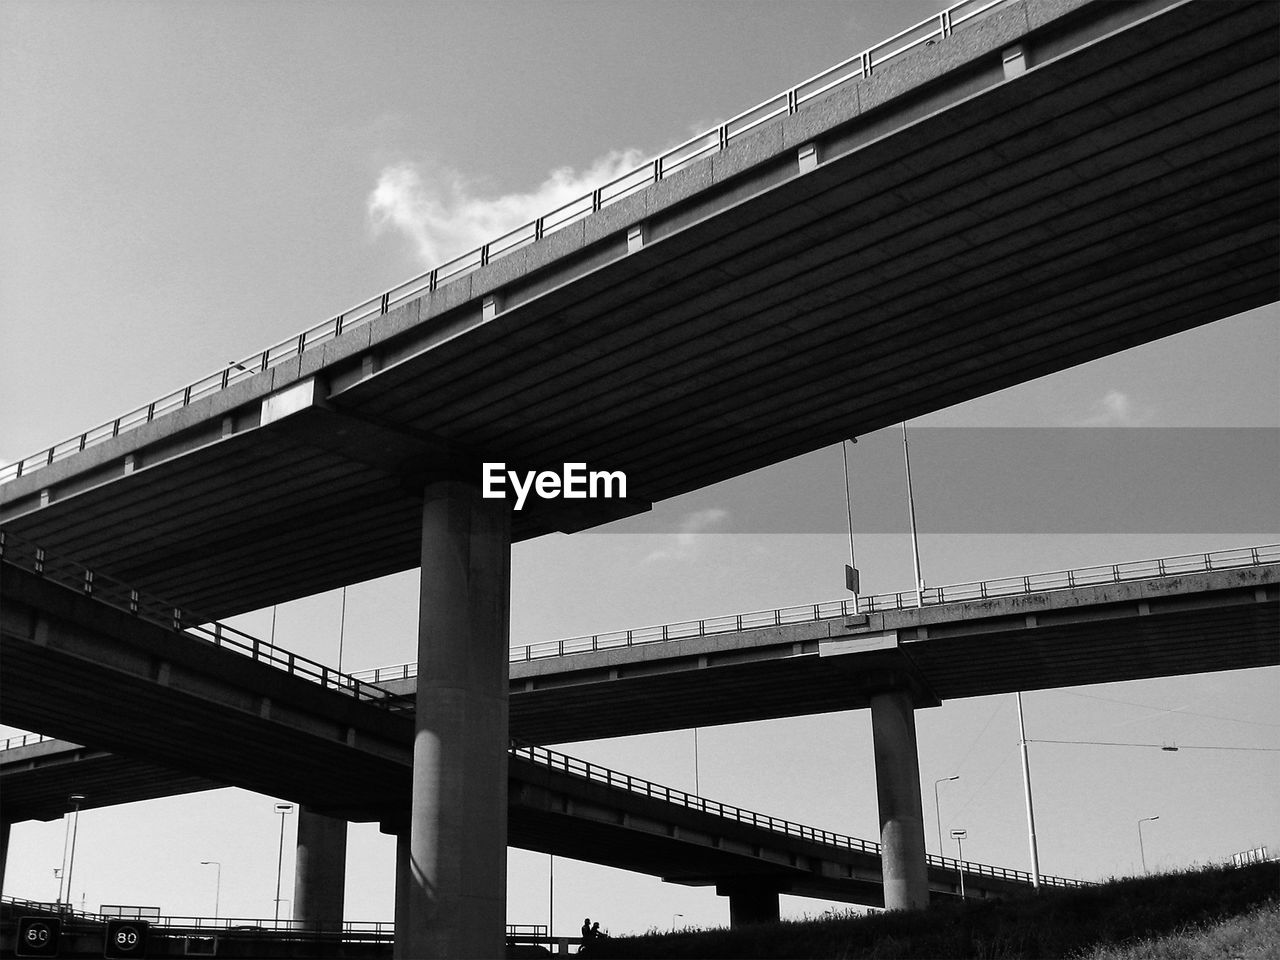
[399, 481, 511, 959]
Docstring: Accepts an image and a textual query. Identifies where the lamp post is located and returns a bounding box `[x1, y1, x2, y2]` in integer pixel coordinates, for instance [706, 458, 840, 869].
[951, 829, 967, 899]
[902, 423, 925, 607]
[200, 861, 222, 919]
[60, 794, 86, 916]
[1016, 691, 1042, 889]
[273, 803, 294, 922]
[933, 776, 959, 857]
[1138, 816, 1159, 875]
[671, 913, 684, 932]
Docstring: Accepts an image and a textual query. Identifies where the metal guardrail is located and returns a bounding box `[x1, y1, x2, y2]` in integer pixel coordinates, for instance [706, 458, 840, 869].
[0, 531, 399, 709]
[0, 733, 53, 750]
[350, 544, 1280, 681]
[0, 0, 1009, 485]
[0, 898, 544, 940]
[513, 742, 1088, 889]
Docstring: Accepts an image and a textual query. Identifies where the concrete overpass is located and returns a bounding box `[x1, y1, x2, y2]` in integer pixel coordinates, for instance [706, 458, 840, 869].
[3, 0, 1277, 952]
[2, 536, 1273, 911]
[2, 738, 1087, 929]
[0, 0, 1275, 619]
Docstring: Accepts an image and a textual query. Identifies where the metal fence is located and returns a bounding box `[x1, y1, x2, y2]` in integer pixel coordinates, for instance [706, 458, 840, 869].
[0, 897, 543, 941]
[0, 531, 397, 708]
[350, 543, 1280, 682]
[513, 742, 1087, 889]
[0, 0, 1010, 485]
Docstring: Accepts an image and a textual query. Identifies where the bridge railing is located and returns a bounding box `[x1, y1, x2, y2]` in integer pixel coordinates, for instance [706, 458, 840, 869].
[512, 742, 1088, 889]
[0, 733, 53, 751]
[0, 897, 544, 941]
[0, 532, 399, 709]
[348, 543, 1280, 683]
[0, 0, 1011, 485]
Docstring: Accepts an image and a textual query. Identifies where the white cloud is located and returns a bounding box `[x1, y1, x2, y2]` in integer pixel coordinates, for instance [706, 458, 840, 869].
[643, 508, 730, 564]
[1077, 390, 1154, 427]
[368, 149, 647, 266]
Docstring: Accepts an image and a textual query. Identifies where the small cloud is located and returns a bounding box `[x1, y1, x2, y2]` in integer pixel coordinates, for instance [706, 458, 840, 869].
[368, 149, 647, 266]
[1076, 390, 1154, 427]
[643, 508, 730, 564]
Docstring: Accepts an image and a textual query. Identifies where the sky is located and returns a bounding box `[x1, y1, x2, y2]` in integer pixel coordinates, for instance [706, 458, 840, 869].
[1, 0, 1277, 939]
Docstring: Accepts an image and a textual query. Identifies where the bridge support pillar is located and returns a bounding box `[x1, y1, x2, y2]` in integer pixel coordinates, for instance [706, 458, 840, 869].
[398, 480, 512, 960]
[0, 819, 9, 896]
[293, 806, 347, 930]
[718, 882, 780, 927]
[870, 688, 929, 911]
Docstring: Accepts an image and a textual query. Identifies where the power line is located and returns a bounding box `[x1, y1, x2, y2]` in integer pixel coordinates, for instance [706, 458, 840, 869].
[1026, 739, 1280, 753]
[1056, 690, 1280, 728]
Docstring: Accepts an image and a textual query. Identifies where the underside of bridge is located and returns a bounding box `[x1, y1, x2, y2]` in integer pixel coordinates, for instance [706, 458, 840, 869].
[1, 0, 1275, 622]
[2, 0, 1277, 955]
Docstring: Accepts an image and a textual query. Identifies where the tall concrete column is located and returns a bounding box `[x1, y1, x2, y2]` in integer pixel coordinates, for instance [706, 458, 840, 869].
[0, 820, 10, 897]
[870, 688, 929, 910]
[719, 883, 780, 927]
[293, 806, 348, 931]
[398, 480, 512, 959]
[393, 833, 410, 959]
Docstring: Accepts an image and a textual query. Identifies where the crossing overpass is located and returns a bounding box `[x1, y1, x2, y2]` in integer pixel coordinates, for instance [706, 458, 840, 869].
[3, 0, 1276, 948]
[1, 0, 1275, 622]
[1, 737, 1084, 915]
[4, 536, 1275, 785]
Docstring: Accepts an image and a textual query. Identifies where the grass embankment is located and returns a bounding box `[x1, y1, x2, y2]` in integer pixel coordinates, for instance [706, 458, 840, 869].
[586, 861, 1278, 959]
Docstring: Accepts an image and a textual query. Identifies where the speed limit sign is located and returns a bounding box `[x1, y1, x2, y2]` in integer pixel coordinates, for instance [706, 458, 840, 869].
[15, 917, 60, 957]
[104, 919, 149, 958]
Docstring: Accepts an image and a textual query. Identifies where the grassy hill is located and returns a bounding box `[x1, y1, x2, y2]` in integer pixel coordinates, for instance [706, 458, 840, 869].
[585, 861, 1278, 959]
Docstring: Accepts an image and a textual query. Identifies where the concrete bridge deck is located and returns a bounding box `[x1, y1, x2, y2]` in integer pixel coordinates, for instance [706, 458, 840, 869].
[2, 0, 1275, 622]
[5, 537, 1275, 766]
[1, 737, 1081, 912]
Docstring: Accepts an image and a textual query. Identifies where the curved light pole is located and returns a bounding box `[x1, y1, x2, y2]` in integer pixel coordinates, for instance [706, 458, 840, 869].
[60, 794, 86, 916]
[200, 861, 222, 919]
[933, 776, 958, 856]
[671, 913, 684, 932]
[1138, 816, 1159, 874]
[273, 803, 294, 922]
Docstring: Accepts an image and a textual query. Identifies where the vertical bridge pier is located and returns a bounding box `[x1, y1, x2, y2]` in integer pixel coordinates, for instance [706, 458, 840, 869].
[293, 806, 348, 931]
[820, 633, 940, 911]
[399, 479, 512, 959]
[870, 688, 930, 910]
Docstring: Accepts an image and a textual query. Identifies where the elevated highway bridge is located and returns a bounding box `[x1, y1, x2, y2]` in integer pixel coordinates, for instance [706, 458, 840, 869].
[2, 0, 1276, 951]
[1, 737, 1085, 922]
[1, 538, 1273, 923]
[0, 0, 1275, 619]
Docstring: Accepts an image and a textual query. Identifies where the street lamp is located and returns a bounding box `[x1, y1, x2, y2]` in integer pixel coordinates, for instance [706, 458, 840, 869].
[951, 829, 968, 900]
[200, 861, 222, 919]
[933, 776, 959, 856]
[671, 913, 684, 932]
[273, 803, 294, 923]
[1138, 816, 1160, 875]
[59, 794, 86, 916]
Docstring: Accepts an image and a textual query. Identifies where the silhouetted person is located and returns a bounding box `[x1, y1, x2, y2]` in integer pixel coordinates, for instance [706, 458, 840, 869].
[592, 922, 607, 940]
[578, 918, 592, 954]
